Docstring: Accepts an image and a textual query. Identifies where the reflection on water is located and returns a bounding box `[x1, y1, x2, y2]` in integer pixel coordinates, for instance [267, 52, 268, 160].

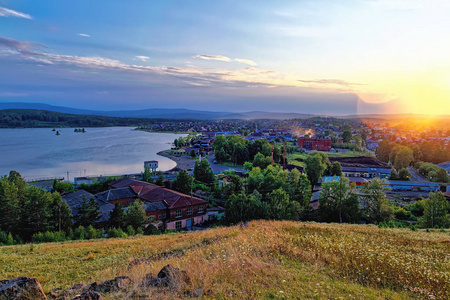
[0, 127, 186, 180]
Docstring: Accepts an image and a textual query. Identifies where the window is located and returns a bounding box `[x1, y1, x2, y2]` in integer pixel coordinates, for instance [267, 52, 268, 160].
[175, 221, 182, 230]
[149, 215, 155, 222]
[158, 214, 162, 220]
[187, 207, 193, 215]
[198, 205, 204, 214]
[163, 212, 166, 219]
[175, 209, 182, 218]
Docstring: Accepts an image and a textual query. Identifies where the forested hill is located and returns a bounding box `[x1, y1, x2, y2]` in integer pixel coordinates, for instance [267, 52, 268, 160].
[0, 109, 189, 128]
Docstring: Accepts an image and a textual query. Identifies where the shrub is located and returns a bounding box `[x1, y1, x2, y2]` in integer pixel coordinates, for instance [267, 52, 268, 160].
[107, 227, 128, 238]
[73, 226, 86, 240]
[126, 225, 136, 236]
[32, 231, 66, 243]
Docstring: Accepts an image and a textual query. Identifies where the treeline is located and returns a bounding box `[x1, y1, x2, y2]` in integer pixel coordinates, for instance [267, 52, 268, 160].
[0, 109, 194, 128]
[0, 171, 162, 246]
[376, 139, 449, 182]
[212, 135, 296, 166]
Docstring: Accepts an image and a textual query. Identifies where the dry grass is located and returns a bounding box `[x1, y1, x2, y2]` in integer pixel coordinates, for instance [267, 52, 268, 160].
[1, 221, 448, 299]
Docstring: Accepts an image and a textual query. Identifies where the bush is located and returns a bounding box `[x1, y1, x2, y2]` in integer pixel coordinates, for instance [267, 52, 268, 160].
[0, 231, 15, 245]
[126, 225, 136, 236]
[73, 226, 86, 240]
[85, 225, 103, 240]
[143, 224, 160, 235]
[32, 231, 67, 243]
[107, 227, 128, 238]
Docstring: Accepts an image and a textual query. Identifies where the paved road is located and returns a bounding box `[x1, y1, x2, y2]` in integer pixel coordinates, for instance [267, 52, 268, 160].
[407, 166, 431, 183]
[207, 154, 245, 174]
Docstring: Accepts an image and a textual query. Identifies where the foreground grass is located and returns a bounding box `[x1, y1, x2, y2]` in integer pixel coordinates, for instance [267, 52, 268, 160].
[1, 221, 448, 299]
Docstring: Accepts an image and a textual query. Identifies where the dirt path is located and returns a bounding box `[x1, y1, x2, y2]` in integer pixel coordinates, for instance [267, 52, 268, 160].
[158, 151, 196, 171]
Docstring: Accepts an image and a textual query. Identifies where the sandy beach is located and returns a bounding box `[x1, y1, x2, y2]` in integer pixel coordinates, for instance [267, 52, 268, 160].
[157, 151, 196, 171]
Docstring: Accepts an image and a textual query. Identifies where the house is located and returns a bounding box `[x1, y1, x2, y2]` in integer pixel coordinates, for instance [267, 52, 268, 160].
[298, 137, 332, 151]
[74, 177, 94, 186]
[108, 178, 207, 230]
[61, 189, 114, 227]
[62, 178, 208, 231]
[206, 206, 225, 221]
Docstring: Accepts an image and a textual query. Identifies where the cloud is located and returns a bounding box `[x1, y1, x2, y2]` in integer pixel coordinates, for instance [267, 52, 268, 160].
[0, 6, 32, 19]
[297, 79, 363, 86]
[234, 58, 257, 66]
[194, 54, 231, 62]
[77, 33, 91, 38]
[0, 36, 45, 56]
[135, 55, 149, 62]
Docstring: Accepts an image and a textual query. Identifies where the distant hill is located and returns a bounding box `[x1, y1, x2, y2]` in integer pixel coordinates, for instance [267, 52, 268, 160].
[0, 102, 314, 120]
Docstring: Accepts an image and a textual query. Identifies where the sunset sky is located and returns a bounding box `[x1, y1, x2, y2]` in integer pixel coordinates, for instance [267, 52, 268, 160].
[1, 0, 449, 115]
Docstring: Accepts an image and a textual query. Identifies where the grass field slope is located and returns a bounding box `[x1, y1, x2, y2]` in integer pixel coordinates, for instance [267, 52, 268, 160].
[1, 221, 449, 299]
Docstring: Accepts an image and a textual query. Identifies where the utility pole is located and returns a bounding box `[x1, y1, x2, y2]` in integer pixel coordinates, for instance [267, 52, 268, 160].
[58, 201, 61, 232]
[339, 176, 343, 224]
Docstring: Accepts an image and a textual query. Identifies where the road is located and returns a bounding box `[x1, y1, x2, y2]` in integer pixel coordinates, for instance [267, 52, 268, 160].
[407, 166, 431, 183]
[207, 154, 245, 174]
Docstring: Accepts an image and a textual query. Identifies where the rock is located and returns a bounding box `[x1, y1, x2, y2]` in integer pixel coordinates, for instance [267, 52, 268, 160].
[0, 276, 47, 300]
[189, 286, 204, 298]
[96, 276, 131, 293]
[71, 291, 102, 300]
[156, 265, 192, 291]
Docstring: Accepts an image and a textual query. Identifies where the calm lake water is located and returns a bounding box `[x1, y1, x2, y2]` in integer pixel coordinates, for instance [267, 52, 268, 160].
[0, 127, 185, 181]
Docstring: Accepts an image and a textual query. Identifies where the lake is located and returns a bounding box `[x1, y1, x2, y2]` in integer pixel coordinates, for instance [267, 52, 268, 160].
[0, 127, 186, 181]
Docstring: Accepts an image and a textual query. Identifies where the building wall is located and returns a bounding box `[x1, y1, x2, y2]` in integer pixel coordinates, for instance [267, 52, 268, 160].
[298, 138, 332, 150]
[166, 215, 205, 230]
[168, 204, 206, 222]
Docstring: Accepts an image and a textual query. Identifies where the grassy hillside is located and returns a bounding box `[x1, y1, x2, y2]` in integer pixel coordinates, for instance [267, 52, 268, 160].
[1, 221, 448, 299]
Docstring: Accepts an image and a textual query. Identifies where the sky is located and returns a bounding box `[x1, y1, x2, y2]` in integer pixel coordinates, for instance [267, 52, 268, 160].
[1, 0, 449, 115]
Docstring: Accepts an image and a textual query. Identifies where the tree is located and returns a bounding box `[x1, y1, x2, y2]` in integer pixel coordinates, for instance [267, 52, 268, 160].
[174, 170, 194, 194]
[305, 152, 328, 187]
[142, 165, 154, 183]
[287, 169, 312, 207]
[20, 186, 53, 240]
[190, 149, 196, 158]
[375, 140, 395, 162]
[435, 168, 449, 183]
[330, 161, 342, 176]
[224, 193, 267, 224]
[49, 192, 73, 232]
[268, 188, 290, 220]
[74, 196, 101, 228]
[223, 174, 244, 198]
[194, 159, 215, 185]
[398, 168, 411, 181]
[393, 146, 414, 170]
[243, 162, 253, 171]
[318, 177, 360, 223]
[342, 130, 352, 143]
[109, 200, 126, 229]
[156, 171, 165, 186]
[389, 169, 399, 180]
[360, 178, 394, 224]
[253, 152, 270, 169]
[420, 192, 449, 228]
[125, 200, 146, 230]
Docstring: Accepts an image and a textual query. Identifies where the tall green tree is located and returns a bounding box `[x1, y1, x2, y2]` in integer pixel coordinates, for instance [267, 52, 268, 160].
[194, 159, 215, 185]
[125, 199, 146, 229]
[318, 177, 360, 223]
[330, 161, 342, 176]
[420, 192, 449, 228]
[109, 200, 126, 229]
[74, 196, 101, 228]
[342, 130, 352, 143]
[49, 192, 73, 232]
[360, 178, 394, 224]
[268, 188, 290, 220]
[174, 169, 194, 194]
[20, 186, 53, 240]
[224, 193, 267, 224]
[142, 165, 154, 183]
[253, 152, 271, 169]
[305, 152, 329, 187]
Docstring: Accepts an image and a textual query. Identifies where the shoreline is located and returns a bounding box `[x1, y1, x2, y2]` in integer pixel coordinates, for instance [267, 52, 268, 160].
[157, 150, 196, 171]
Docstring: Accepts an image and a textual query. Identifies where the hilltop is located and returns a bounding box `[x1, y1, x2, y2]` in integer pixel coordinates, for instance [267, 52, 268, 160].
[1, 220, 448, 299]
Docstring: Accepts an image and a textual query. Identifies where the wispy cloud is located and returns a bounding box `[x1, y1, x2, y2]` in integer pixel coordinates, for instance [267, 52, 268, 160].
[135, 55, 149, 62]
[77, 33, 91, 38]
[297, 79, 363, 86]
[194, 54, 231, 62]
[235, 58, 257, 66]
[0, 6, 32, 19]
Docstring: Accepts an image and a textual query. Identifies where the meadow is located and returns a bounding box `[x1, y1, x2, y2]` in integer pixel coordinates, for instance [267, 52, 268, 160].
[1, 221, 448, 299]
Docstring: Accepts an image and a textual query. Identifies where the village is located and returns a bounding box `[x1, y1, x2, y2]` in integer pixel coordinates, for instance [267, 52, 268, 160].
[44, 116, 450, 234]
